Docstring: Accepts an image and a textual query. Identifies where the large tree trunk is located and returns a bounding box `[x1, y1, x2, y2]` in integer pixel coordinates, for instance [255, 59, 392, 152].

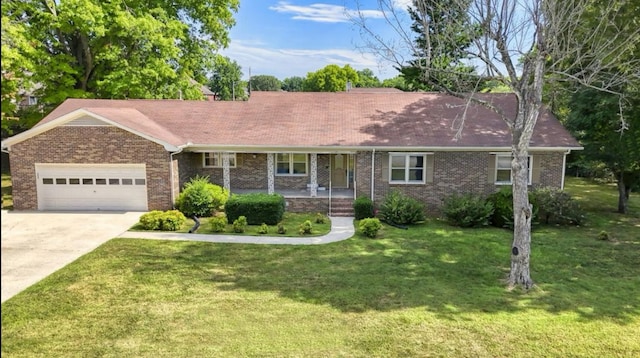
[508, 146, 534, 289]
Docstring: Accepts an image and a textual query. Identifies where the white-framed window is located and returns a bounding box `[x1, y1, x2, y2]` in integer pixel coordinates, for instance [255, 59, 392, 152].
[203, 152, 236, 168]
[389, 153, 426, 184]
[495, 154, 532, 185]
[276, 153, 307, 175]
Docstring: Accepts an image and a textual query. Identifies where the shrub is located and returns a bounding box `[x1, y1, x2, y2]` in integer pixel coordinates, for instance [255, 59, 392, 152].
[225, 193, 285, 225]
[531, 187, 584, 226]
[175, 175, 229, 217]
[442, 193, 494, 228]
[359, 218, 382, 238]
[258, 223, 269, 234]
[597, 230, 610, 241]
[277, 222, 287, 234]
[315, 213, 327, 224]
[210, 215, 228, 232]
[299, 220, 313, 235]
[488, 187, 538, 229]
[378, 190, 425, 225]
[139, 210, 186, 231]
[232, 216, 247, 233]
[353, 196, 375, 220]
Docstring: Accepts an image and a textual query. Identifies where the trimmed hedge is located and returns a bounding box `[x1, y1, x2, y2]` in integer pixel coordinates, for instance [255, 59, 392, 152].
[353, 196, 375, 220]
[225, 193, 285, 225]
[139, 210, 187, 231]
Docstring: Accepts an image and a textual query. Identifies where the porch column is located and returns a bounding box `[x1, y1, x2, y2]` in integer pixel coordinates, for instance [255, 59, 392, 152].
[222, 152, 231, 192]
[310, 153, 318, 197]
[267, 153, 275, 194]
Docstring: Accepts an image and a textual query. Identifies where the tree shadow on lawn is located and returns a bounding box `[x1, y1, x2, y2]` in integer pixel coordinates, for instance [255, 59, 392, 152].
[127, 223, 639, 324]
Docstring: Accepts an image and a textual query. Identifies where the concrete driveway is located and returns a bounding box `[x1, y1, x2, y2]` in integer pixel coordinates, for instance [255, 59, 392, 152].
[1, 210, 142, 303]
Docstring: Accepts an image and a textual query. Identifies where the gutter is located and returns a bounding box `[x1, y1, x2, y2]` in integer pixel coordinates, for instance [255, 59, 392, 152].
[561, 149, 571, 190]
[371, 148, 376, 201]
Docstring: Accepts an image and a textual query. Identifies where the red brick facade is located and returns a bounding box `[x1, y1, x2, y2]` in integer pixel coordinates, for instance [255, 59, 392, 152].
[8, 126, 175, 210]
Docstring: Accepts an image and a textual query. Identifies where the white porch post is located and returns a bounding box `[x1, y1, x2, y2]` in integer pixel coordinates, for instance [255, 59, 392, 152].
[310, 153, 318, 197]
[222, 152, 231, 192]
[267, 153, 275, 194]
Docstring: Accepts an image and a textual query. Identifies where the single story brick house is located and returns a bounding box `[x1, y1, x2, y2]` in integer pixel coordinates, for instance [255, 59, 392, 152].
[1, 91, 581, 215]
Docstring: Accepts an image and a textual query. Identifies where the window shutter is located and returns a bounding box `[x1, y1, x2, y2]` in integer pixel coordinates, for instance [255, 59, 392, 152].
[531, 155, 540, 184]
[487, 154, 496, 183]
[236, 153, 243, 167]
[381, 153, 389, 181]
[426, 154, 434, 183]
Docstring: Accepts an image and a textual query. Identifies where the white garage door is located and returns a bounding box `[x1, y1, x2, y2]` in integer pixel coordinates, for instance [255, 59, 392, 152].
[36, 164, 148, 211]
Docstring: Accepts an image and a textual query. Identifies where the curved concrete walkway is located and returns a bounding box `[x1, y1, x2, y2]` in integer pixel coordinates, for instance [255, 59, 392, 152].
[119, 216, 355, 245]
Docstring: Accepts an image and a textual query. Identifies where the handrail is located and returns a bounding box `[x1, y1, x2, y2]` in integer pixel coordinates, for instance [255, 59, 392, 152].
[328, 180, 332, 217]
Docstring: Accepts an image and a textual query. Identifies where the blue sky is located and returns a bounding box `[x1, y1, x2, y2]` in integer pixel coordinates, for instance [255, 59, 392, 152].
[220, 1, 414, 81]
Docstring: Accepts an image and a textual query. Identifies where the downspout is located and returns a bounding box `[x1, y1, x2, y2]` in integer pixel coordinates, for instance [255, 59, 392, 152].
[169, 144, 188, 209]
[370, 149, 376, 201]
[561, 150, 570, 190]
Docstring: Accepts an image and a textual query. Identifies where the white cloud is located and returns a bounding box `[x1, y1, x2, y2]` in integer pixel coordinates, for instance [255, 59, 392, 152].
[220, 40, 397, 80]
[269, 1, 384, 23]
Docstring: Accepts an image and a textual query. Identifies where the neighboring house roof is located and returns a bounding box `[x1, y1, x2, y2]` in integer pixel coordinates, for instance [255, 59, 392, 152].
[2, 91, 581, 151]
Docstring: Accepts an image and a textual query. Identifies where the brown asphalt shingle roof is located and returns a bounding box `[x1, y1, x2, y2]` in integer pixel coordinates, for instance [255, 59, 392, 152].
[38, 91, 580, 150]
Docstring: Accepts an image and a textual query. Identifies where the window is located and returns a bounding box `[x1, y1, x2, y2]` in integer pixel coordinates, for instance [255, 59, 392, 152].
[495, 154, 532, 185]
[203, 152, 236, 168]
[276, 153, 307, 175]
[389, 153, 426, 184]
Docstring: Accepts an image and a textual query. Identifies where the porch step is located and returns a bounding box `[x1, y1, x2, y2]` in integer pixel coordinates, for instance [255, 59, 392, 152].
[330, 198, 354, 217]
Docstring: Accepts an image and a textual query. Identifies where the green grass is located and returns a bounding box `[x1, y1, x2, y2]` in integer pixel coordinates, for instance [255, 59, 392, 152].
[2, 177, 639, 357]
[130, 212, 332, 237]
[1, 173, 12, 210]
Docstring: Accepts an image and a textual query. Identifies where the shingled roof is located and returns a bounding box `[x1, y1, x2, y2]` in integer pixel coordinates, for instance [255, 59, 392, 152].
[33, 91, 581, 150]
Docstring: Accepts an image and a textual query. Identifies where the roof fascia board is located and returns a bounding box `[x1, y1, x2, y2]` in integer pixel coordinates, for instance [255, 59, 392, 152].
[184, 144, 583, 153]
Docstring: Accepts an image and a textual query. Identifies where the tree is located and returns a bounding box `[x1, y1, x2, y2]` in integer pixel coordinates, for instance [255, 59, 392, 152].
[567, 88, 640, 213]
[2, 0, 239, 107]
[355, 68, 382, 87]
[281, 76, 306, 92]
[250, 75, 282, 91]
[353, 0, 640, 289]
[304, 64, 359, 92]
[208, 56, 245, 101]
[399, 0, 479, 92]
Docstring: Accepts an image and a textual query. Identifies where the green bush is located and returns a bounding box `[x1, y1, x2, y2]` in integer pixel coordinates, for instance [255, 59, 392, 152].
[277, 222, 287, 235]
[531, 187, 584, 226]
[232, 216, 247, 233]
[298, 220, 313, 235]
[225, 193, 285, 225]
[315, 213, 327, 224]
[353, 196, 375, 220]
[175, 175, 229, 217]
[359, 218, 382, 238]
[488, 187, 538, 229]
[139, 210, 186, 231]
[442, 193, 494, 228]
[210, 215, 228, 232]
[379, 190, 425, 225]
[258, 223, 269, 234]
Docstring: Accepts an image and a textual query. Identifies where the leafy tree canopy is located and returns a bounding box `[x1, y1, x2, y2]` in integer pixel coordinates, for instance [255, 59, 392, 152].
[304, 64, 359, 92]
[281, 76, 305, 92]
[355, 69, 381, 88]
[208, 56, 245, 101]
[2, 0, 239, 109]
[250, 75, 282, 91]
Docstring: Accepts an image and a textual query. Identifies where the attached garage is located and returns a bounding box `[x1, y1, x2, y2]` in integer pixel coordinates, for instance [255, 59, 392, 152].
[35, 164, 148, 211]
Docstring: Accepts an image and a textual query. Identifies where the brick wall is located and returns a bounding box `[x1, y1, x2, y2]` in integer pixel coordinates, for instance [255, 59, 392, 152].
[356, 150, 566, 214]
[9, 126, 174, 210]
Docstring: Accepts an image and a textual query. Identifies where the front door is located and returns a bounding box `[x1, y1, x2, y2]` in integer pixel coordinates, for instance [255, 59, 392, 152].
[331, 154, 348, 188]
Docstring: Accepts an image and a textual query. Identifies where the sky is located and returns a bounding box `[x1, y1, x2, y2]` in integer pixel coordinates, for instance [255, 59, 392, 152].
[220, 1, 414, 81]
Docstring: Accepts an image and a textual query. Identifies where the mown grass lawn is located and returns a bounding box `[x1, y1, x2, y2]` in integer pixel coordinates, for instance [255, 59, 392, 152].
[2, 177, 639, 357]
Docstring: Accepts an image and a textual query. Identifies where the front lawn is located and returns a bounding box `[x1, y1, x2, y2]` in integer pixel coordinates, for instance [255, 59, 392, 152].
[2, 177, 639, 357]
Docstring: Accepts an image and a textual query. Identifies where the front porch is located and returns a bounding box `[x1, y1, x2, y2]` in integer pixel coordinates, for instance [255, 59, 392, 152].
[231, 188, 355, 216]
[231, 188, 354, 199]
